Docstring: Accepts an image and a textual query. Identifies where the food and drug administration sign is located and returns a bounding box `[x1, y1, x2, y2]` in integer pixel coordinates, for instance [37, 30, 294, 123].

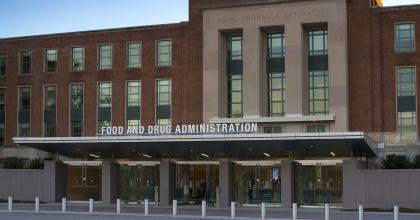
[100, 123, 258, 136]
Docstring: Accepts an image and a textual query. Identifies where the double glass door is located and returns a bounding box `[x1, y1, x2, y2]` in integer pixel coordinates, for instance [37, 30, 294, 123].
[119, 164, 159, 203]
[235, 164, 281, 205]
[295, 163, 343, 205]
[175, 164, 219, 205]
[67, 164, 102, 201]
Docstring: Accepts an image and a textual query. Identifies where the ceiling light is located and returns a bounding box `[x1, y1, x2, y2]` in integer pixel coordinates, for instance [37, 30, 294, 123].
[142, 154, 152, 158]
[264, 153, 271, 157]
[89, 154, 99, 159]
[201, 153, 210, 158]
[330, 152, 336, 157]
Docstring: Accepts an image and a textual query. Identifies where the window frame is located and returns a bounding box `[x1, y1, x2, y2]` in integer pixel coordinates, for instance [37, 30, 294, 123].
[127, 41, 142, 69]
[17, 86, 31, 137]
[97, 44, 113, 70]
[42, 84, 57, 137]
[70, 46, 85, 72]
[44, 48, 58, 73]
[395, 66, 417, 135]
[69, 83, 84, 137]
[155, 78, 172, 126]
[97, 81, 112, 133]
[394, 22, 416, 53]
[125, 80, 142, 127]
[0, 53, 7, 77]
[0, 87, 6, 146]
[156, 39, 172, 67]
[19, 50, 32, 75]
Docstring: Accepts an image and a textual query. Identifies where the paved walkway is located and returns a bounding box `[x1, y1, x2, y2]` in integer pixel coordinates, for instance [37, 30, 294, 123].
[0, 203, 419, 220]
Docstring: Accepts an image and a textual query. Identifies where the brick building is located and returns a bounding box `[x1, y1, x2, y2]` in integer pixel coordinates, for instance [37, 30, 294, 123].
[0, 0, 419, 207]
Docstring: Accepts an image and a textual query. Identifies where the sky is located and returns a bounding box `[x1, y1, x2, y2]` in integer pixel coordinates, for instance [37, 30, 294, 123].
[0, 0, 418, 38]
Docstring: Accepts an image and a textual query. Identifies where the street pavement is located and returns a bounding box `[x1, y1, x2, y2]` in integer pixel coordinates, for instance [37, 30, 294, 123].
[0, 203, 419, 220]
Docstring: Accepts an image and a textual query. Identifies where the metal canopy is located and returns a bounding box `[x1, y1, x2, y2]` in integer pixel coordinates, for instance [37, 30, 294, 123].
[13, 132, 376, 159]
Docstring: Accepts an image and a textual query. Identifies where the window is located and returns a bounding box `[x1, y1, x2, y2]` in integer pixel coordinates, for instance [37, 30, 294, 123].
[0, 124, 4, 146]
[307, 125, 326, 133]
[44, 49, 57, 73]
[70, 84, 84, 137]
[72, 47, 84, 71]
[267, 33, 285, 117]
[227, 36, 243, 118]
[0, 88, 5, 145]
[71, 84, 84, 109]
[156, 79, 171, 125]
[44, 86, 56, 137]
[128, 42, 141, 68]
[0, 54, 6, 76]
[264, 127, 282, 134]
[18, 87, 31, 137]
[308, 29, 329, 115]
[395, 23, 415, 53]
[99, 82, 112, 108]
[127, 81, 141, 107]
[396, 67, 417, 138]
[20, 51, 32, 74]
[99, 44, 112, 70]
[157, 40, 172, 67]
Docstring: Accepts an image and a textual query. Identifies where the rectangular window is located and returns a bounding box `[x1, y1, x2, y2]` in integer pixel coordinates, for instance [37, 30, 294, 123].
[0, 88, 5, 145]
[309, 29, 329, 115]
[157, 40, 172, 67]
[126, 81, 141, 127]
[70, 84, 84, 137]
[20, 51, 32, 74]
[264, 127, 282, 134]
[128, 42, 141, 68]
[0, 53, 6, 76]
[18, 87, 31, 137]
[395, 23, 415, 53]
[307, 125, 326, 133]
[44, 49, 57, 73]
[98, 82, 112, 131]
[99, 44, 112, 70]
[156, 79, 171, 125]
[396, 67, 417, 138]
[44, 86, 56, 137]
[71, 47, 84, 71]
[267, 33, 285, 117]
[227, 36, 243, 118]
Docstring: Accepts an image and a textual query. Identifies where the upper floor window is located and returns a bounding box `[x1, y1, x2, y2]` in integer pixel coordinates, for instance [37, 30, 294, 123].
[395, 23, 415, 53]
[0, 88, 5, 111]
[20, 51, 32, 74]
[396, 67, 417, 137]
[157, 40, 172, 67]
[99, 82, 112, 108]
[71, 84, 84, 109]
[307, 125, 326, 133]
[71, 47, 84, 71]
[44, 49, 57, 73]
[268, 33, 285, 58]
[128, 42, 141, 68]
[228, 36, 243, 61]
[19, 87, 31, 111]
[44, 86, 56, 109]
[127, 81, 141, 107]
[0, 53, 6, 76]
[309, 30, 328, 56]
[99, 44, 112, 70]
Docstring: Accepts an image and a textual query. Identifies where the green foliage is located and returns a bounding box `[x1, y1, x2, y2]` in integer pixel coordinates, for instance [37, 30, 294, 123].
[2, 157, 26, 169]
[25, 158, 44, 169]
[381, 154, 413, 169]
[411, 155, 420, 169]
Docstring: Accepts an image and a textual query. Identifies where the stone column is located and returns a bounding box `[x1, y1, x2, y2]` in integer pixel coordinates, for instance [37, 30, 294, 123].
[159, 160, 176, 206]
[243, 27, 265, 117]
[44, 161, 67, 203]
[101, 161, 119, 204]
[281, 160, 297, 208]
[219, 160, 235, 208]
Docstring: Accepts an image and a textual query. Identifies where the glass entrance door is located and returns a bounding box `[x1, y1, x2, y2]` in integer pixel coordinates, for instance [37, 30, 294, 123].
[235, 164, 281, 205]
[175, 164, 219, 205]
[119, 164, 159, 203]
[295, 162, 343, 205]
[67, 164, 101, 201]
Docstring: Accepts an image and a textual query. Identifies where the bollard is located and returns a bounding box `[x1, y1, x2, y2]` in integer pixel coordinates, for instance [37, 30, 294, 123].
[231, 202, 236, 218]
[154, 186, 159, 206]
[116, 199, 121, 214]
[89, 199, 94, 213]
[358, 205, 364, 220]
[202, 201, 207, 218]
[62, 198, 67, 213]
[35, 197, 40, 212]
[8, 196, 12, 212]
[173, 200, 177, 216]
[324, 204, 330, 220]
[261, 202, 266, 220]
[394, 206, 399, 220]
[292, 203, 298, 220]
[145, 199, 149, 215]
